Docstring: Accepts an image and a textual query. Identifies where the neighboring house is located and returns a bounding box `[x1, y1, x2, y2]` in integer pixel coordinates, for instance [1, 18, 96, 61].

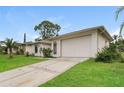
[24, 26, 113, 58]
[0, 41, 6, 47]
[0, 41, 7, 53]
[0, 41, 25, 54]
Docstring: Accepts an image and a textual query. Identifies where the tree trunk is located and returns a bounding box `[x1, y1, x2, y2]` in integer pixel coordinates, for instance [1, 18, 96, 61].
[9, 48, 13, 58]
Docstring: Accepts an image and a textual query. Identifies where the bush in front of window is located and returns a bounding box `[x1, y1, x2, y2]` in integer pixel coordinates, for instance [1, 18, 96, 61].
[42, 48, 52, 57]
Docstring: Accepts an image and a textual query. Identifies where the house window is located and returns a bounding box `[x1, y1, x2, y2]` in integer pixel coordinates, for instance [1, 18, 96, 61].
[35, 45, 38, 53]
[53, 42, 57, 54]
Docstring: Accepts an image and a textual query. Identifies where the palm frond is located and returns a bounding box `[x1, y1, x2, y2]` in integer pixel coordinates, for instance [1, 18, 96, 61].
[119, 22, 124, 37]
[115, 6, 124, 21]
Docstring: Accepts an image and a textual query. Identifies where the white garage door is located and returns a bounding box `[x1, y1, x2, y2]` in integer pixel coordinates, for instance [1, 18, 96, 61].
[61, 35, 91, 57]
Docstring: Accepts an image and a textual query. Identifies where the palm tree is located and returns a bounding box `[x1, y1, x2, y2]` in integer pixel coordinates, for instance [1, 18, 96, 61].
[4, 38, 16, 58]
[113, 35, 118, 43]
[115, 6, 124, 37]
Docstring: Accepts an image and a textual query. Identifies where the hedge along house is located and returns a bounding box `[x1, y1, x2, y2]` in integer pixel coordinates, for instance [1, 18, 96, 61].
[25, 26, 113, 58]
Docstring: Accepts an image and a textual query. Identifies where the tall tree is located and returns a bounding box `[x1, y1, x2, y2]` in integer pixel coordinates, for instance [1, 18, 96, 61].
[54, 24, 61, 36]
[115, 6, 124, 37]
[4, 38, 16, 58]
[34, 20, 61, 40]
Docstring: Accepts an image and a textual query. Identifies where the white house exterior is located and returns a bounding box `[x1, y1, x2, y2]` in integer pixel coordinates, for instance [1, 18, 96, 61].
[25, 26, 113, 58]
[25, 41, 51, 56]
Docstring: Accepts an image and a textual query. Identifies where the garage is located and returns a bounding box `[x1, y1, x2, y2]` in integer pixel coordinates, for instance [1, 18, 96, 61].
[51, 26, 113, 58]
[61, 35, 91, 57]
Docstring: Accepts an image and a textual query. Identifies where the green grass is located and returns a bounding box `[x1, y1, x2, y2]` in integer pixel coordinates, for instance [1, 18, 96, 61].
[41, 59, 124, 87]
[0, 54, 48, 72]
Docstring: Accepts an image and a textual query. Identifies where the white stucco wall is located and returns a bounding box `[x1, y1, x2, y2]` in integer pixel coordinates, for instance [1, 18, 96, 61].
[34, 44, 41, 56]
[51, 40, 61, 57]
[25, 45, 34, 55]
[97, 33, 110, 51]
[25, 43, 51, 57]
[91, 31, 110, 57]
[91, 31, 98, 58]
[35, 43, 51, 56]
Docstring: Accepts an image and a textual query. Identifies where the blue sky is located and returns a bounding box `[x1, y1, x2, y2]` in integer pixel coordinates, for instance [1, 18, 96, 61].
[0, 6, 123, 42]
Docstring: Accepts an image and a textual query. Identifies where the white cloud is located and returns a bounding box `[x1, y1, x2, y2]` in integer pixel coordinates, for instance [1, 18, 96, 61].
[111, 28, 120, 36]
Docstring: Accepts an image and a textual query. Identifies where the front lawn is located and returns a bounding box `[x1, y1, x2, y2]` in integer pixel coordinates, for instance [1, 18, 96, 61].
[0, 55, 48, 72]
[41, 59, 124, 87]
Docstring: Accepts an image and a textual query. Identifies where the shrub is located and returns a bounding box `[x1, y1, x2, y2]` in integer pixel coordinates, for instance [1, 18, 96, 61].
[118, 53, 124, 63]
[95, 47, 112, 63]
[42, 48, 52, 57]
[15, 48, 24, 55]
[31, 53, 35, 57]
[19, 49, 24, 55]
[115, 39, 124, 52]
[25, 52, 29, 57]
[16, 50, 20, 55]
[120, 56, 124, 63]
[95, 43, 121, 63]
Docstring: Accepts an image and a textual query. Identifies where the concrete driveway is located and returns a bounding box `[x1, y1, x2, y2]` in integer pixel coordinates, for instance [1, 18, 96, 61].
[0, 58, 87, 87]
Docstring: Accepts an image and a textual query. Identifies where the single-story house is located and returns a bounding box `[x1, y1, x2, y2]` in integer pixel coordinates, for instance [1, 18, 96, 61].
[25, 41, 51, 56]
[25, 26, 113, 58]
[0, 41, 6, 47]
[0, 41, 25, 54]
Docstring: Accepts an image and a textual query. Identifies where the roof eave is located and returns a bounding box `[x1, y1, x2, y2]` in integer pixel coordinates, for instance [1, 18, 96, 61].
[98, 26, 113, 41]
[49, 26, 113, 41]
